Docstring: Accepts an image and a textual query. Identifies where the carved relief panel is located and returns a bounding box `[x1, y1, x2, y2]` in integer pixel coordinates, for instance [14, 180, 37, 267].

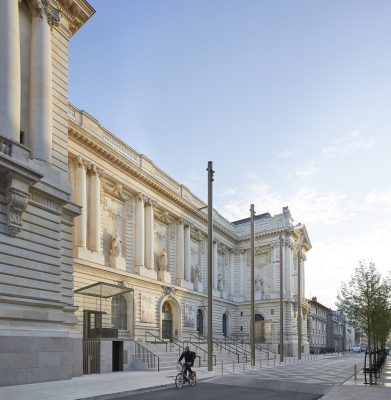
[255, 247, 271, 300]
[140, 293, 155, 323]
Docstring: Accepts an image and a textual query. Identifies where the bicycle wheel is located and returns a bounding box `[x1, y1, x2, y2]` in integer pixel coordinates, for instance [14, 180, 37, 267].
[188, 375, 196, 386]
[175, 373, 184, 389]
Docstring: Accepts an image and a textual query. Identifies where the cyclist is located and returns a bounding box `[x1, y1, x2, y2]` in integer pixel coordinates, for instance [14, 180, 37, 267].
[178, 346, 195, 380]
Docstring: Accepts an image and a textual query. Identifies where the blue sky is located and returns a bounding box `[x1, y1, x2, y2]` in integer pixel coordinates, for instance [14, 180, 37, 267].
[69, 0, 391, 308]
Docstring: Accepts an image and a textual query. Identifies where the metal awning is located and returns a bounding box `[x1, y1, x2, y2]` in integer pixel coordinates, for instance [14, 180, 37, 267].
[74, 282, 133, 298]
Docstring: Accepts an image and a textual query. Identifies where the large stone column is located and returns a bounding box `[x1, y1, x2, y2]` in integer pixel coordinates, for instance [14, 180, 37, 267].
[144, 198, 155, 269]
[285, 235, 292, 299]
[30, 1, 59, 162]
[0, 0, 20, 142]
[135, 193, 145, 267]
[239, 250, 245, 297]
[74, 157, 87, 248]
[213, 240, 218, 291]
[88, 165, 101, 252]
[229, 250, 235, 298]
[176, 219, 185, 286]
[184, 222, 191, 283]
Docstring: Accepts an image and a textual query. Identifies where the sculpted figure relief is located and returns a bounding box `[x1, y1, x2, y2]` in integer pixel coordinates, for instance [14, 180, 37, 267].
[111, 232, 121, 257]
[193, 264, 202, 291]
[158, 248, 168, 272]
[218, 273, 223, 292]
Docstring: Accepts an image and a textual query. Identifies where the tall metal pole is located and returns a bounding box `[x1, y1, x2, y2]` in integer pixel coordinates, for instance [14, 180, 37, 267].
[250, 204, 255, 367]
[207, 161, 214, 371]
[297, 241, 302, 361]
[279, 234, 284, 362]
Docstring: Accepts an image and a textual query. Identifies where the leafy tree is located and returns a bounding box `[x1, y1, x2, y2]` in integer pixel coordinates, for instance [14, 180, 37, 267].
[337, 261, 391, 384]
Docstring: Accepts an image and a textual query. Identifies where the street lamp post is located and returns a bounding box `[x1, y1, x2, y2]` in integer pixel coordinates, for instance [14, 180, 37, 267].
[250, 204, 255, 367]
[207, 161, 214, 371]
[297, 237, 302, 361]
[279, 234, 284, 362]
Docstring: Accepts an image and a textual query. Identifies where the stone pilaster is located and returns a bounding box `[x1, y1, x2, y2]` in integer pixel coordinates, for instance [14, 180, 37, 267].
[0, 0, 20, 142]
[29, 0, 60, 162]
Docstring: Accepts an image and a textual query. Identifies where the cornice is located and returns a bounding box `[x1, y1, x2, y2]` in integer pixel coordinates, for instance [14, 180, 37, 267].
[68, 123, 239, 243]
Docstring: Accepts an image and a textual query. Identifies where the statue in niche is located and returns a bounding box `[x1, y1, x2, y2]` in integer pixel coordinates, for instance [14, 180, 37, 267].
[158, 248, 168, 272]
[111, 232, 121, 257]
[193, 264, 202, 291]
[217, 273, 223, 292]
[255, 273, 265, 300]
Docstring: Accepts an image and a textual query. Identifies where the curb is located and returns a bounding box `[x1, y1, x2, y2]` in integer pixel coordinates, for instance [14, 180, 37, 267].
[76, 376, 215, 400]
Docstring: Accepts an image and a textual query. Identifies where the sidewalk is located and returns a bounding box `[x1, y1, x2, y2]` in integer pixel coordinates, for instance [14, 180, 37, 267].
[0, 356, 390, 400]
[0, 367, 220, 400]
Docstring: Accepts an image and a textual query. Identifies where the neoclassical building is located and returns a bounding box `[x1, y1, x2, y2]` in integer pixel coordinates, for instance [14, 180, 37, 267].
[68, 104, 312, 372]
[0, 0, 312, 386]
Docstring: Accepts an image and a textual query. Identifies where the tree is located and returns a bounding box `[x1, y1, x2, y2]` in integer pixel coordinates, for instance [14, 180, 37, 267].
[337, 261, 391, 384]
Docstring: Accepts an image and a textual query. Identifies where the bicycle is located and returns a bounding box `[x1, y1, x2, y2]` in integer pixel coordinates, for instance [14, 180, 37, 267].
[175, 362, 196, 388]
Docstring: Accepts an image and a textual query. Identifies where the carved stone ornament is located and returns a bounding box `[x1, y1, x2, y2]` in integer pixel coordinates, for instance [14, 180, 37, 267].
[162, 286, 176, 297]
[0, 139, 12, 156]
[6, 188, 30, 237]
[102, 181, 130, 201]
[32, 0, 61, 27]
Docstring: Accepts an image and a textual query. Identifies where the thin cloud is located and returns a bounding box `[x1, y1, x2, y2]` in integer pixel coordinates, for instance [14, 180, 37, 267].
[322, 131, 379, 157]
[291, 160, 320, 179]
[277, 149, 295, 159]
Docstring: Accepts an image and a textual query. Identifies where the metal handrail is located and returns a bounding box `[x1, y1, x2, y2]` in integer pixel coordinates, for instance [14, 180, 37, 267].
[189, 332, 207, 344]
[213, 337, 240, 363]
[170, 337, 185, 355]
[135, 341, 160, 371]
[145, 331, 168, 352]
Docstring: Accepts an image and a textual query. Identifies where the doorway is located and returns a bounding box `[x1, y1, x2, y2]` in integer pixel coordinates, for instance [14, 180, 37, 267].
[112, 341, 123, 371]
[197, 309, 204, 336]
[255, 314, 265, 343]
[223, 313, 228, 337]
[162, 301, 173, 340]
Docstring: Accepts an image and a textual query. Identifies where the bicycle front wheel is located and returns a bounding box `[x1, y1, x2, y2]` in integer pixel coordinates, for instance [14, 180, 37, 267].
[175, 373, 184, 389]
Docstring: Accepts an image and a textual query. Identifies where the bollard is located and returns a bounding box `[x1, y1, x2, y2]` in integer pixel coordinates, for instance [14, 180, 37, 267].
[354, 364, 357, 383]
[221, 360, 224, 374]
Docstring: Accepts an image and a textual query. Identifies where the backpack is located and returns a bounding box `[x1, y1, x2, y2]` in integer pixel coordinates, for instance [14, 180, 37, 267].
[190, 351, 196, 364]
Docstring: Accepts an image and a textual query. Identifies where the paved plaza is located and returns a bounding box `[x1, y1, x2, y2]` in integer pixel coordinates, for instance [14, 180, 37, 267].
[0, 353, 389, 400]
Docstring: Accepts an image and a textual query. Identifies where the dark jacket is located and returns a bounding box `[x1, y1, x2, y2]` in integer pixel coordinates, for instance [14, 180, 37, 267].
[178, 350, 195, 365]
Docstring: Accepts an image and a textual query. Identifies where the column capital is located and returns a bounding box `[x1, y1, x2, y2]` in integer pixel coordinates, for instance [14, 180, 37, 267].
[144, 197, 157, 208]
[90, 164, 105, 178]
[135, 192, 144, 203]
[32, 0, 61, 27]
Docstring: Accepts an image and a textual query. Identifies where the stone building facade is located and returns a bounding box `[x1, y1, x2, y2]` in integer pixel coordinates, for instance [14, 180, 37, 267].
[307, 297, 330, 354]
[68, 104, 312, 372]
[0, 0, 94, 387]
[0, 0, 312, 384]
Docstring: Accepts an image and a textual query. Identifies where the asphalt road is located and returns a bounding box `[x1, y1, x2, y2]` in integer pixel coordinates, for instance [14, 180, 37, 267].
[114, 354, 363, 400]
[115, 380, 323, 400]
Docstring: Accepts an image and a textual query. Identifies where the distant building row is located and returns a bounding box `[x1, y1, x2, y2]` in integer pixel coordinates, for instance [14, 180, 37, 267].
[307, 297, 365, 353]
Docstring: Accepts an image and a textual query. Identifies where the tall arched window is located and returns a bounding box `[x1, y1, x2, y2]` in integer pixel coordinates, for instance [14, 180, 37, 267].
[223, 313, 228, 337]
[111, 294, 127, 330]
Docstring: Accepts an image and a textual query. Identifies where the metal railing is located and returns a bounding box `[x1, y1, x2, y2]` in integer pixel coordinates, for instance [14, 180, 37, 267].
[135, 342, 160, 371]
[213, 337, 241, 363]
[145, 331, 168, 352]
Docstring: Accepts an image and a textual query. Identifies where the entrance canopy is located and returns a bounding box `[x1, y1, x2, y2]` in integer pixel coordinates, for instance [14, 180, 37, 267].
[74, 282, 133, 299]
